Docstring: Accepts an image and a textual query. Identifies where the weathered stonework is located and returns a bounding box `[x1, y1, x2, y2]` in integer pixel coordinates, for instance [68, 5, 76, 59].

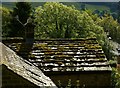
[0, 42, 57, 88]
[2, 38, 112, 88]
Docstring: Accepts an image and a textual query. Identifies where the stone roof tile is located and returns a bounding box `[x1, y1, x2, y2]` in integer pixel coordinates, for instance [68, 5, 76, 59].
[0, 42, 57, 87]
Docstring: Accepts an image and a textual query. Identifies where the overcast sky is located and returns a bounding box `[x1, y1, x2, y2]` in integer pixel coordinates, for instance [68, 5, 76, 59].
[1, 0, 120, 2]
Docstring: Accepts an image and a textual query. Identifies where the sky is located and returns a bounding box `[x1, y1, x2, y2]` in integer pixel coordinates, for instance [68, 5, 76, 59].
[1, 0, 120, 2]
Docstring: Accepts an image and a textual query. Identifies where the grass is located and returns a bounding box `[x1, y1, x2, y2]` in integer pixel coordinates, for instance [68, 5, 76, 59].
[2, 2, 15, 9]
[62, 2, 110, 12]
[85, 4, 110, 12]
[1, 2, 44, 9]
[2, 2, 110, 12]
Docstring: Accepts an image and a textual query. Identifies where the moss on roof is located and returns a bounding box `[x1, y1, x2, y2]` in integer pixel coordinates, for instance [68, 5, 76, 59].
[3, 38, 112, 72]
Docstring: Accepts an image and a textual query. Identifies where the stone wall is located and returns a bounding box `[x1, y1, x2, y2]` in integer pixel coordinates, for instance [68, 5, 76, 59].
[2, 65, 39, 88]
[0, 42, 57, 88]
[45, 71, 112, 88]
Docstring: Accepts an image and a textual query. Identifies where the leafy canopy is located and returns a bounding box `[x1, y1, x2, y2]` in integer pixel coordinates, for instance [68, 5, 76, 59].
[34, 2, 104, 42]
[0, 7, 12, 37]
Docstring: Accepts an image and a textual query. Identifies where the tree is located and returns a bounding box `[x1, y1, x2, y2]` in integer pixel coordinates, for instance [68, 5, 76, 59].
[111, 68, 120, 88]
[117, 1, 120, 23]
[35, 2, 120, 61]
[80, 3, 86, 11]
[0, 7, 12, 37]
[34, 2, 112, 60]
[95, 14, 120, 43]
[34, 2, 104, 40]
[34, 2, 81, 38]
[9, 2, 32, 37]
[90, 12, 120, 59]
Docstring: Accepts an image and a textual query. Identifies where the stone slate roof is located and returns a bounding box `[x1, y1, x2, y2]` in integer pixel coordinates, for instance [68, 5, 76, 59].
[29, 38, 112, 72]
[0, 42, 57, 87]
[3, 38, 112, 72]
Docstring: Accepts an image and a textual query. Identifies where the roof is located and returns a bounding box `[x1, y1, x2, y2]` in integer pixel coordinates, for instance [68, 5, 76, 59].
[0, 42, 57, 87]
[3, 38, 112, 72]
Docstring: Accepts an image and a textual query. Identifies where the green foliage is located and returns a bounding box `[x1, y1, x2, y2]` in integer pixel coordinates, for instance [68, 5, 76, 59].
[109, 60, 117, 67]
[62, 2, 110, 12]
[89, 12, 120, 59]
[94, 14, 120, 43]
[9, 2, 32, 37]
[66, 79, 71, 88]
[117, 26, 120, 43]
[34, 2, 104, 42]
[111, 68, 120, 88]
[118, 1, 120, 23]
[2, 2, 120, 87]
[0, 6, 12, 37]
[2, 2, 15, 9]
[57, 79, 87, 88]
[34, 2, 80, 38]
[86, 4, 110, 12]
[80, 3, 86, 11]
[13, 2, 32, 24]
[34, 2, 110, 61]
